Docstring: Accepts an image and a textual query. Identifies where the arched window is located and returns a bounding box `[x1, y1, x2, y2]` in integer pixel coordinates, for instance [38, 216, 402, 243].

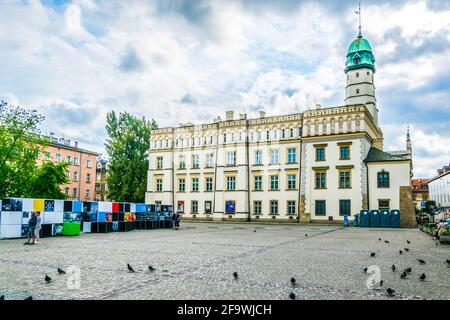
[377, 170, 390, 188]
[355, 116, 361, 131]
[347, 117, 352, 132]
[338, 118, 344, 133]
[314, 120, 319, 134]
[330, 118, 335, 134]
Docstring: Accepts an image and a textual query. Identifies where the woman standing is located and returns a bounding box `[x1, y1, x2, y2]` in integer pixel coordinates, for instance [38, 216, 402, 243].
[34, 212, 42, 244]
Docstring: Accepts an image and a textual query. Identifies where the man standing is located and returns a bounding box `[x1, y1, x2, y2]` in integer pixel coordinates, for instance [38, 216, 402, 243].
[25, 212, 37, 245]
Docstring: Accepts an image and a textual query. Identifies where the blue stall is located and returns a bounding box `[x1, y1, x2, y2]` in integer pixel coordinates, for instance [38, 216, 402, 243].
[390, 210, 400, 228]
[359, 210, 370, 227]
[370, 210, 380, 227]
[380, 210, 390, 228]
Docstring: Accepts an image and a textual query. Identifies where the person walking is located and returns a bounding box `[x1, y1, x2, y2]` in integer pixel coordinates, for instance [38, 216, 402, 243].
[175, 212, 181, 230]
[25, 212, 37, 245]
[34, 212, 42, 244]
[172, 212, 177, 230]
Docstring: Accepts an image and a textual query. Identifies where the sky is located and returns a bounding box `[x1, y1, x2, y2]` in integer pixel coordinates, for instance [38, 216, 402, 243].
[0, 0, 449, 178]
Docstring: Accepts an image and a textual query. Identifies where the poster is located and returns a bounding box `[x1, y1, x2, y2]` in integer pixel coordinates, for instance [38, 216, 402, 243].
[205, 201, 212, 214]
[225, 201, 236, 214]
[177, 201, 184, 213]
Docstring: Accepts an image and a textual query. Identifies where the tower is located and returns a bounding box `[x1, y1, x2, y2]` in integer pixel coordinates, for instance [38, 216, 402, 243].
[344, 4, 378, 124]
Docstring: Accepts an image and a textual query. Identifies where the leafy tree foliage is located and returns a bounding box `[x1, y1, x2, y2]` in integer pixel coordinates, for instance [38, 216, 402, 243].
[27, 161, 70, 199]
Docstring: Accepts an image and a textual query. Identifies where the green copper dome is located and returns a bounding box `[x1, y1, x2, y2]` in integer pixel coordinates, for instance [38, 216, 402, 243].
[345, 34, 375, 73]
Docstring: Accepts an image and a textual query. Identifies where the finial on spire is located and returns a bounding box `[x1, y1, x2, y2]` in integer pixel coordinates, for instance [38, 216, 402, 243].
[354, 2, 362, 37]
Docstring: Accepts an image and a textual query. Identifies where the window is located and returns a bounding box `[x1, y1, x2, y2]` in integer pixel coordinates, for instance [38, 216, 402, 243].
[290, 128, 294, 138]
[253, 201, 262, 215]
[86, 173, 91, 183]
[73, 157, 79, 165]
[205, 201, 212, 214]
[56, 153, 61, 162]
[282, 129, 286, 138]
[64, 187, 69, 195]
[227, 151, 236, 166]
[339, 200, 351, 216]
[192, 178, 199, 192]
[254, 176, 262, 191]
[223, 133, 227, 143]
[287, 174, 297, 190]
[178, 179, 186, 192]
[191, 201, 198, 214]
[270, 200, 278, 215]
[287, 148, 296, 163]
[270, 175, 279, 190]
[316, 147, 325, 161]
[255, 150, 262, 165]
[315, 172, 326, 189]
[340, 146, 350, 160]
[356, 72, 359, 78]
[377, 170, 390, 188]
[66, 170, 70, 180]
[339, 170, 351, 189]
[356, 89, 360, 94]
[85, 189, 90, 199]
[86, 159, 92, 168]
[315, 200, 326, 216]
[73, 172, 78, 181]
[378, 200, 390, 210]
[192, 155, 200, 169]
[287, 201, 296, 215]
[155, 156, 163, 170]
[44, 152, 51, 161]
[266, 131, 270, 139]
[72, 188, 78, 198]
[66, 155, 71, 163]
[179, 156, 186, 169]
[270, 149, 279, 164]
[227, 176, 236, 191]
[298, 127, 302, 137]
[156, 179, 163, 192]
[96, 173, 101, 181]
[206, 177, 213, 192]
[206, 154, 214, 168]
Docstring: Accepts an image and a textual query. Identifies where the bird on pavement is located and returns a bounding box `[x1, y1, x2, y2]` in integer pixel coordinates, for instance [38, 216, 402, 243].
[405, 267, 412, 273]
[400, 272, 407, 279]
[289, 292, 296, 300]
[127, 264, 135, 273]
[386, 288, 395, 297]
[363, 267, 368, 273]
[384, 240, 390, 244]
[305, 234, 308, 237]
[148, 266, 155, 272]
[379, 280, 384, 287]
[399, 250, 403, 255]
[370, 252, 376, 257]
[419, 273, 426, 281]
[418, 259, 426, 265]
[407, 240, 411, 244]
[45, 275, 52, 283]
[57, 268, 66, 275]
[233, 272, 238, 279]
[290, 277, 296, 285]
[446, 259, 450, 267]
[378, 238, 381, 241]
[24, 296, 33, 300]
[391, 264, 396, 272]
[254, 229, 256, 233]
[404, 248, 410, 252]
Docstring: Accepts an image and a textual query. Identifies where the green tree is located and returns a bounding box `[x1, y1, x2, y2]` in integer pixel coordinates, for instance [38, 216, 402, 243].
[27, 161, 70, 199]
[0, 101, 47, 198]
[105, 111, 157, 202]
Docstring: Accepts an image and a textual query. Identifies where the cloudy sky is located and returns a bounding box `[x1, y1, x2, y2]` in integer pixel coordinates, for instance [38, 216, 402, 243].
[1, 0, 449, 178]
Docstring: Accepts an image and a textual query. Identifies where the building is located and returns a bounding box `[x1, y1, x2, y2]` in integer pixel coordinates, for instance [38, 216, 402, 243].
[146, 25, 415, 226]
[428, 165, 450, 209]
[95, 159, 109, 201]
[37, 137, 98, 201]
[411, 178, 429, 211]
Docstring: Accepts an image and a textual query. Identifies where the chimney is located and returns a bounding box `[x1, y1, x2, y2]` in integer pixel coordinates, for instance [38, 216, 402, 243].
[74, 141, 78, 148]
[239, 113, 246, 120]
[226, 111, 234, 121]
[259, 111, 266, 118]
[316, 103, 322, 109]
[64, 139, 70, 146]
[213, 116, 221, 123]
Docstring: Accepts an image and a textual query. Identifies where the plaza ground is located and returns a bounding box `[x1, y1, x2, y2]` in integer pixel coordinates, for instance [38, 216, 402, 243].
[0, 222, 449, 300]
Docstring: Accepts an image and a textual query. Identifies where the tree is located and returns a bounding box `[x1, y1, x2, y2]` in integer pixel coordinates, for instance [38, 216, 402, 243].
[27, 161, 70, 199]
[0, 101, 47, 198]
[105, 111, 157, 203]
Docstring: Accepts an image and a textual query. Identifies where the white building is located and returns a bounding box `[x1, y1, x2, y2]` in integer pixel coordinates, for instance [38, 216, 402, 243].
[146, 28, 416, 226]
[428, 165, 450, 209]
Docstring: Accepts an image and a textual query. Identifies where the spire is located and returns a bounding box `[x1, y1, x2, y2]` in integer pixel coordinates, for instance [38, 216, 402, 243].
[355, 2, 362, 37]
[406, 125, 412, 154]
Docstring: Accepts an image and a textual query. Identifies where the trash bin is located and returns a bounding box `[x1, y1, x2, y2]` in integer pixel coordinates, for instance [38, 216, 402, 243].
[390, 210, 400, 228]
[370, 210, 380, 227]
[380, 210, 390, 228]
[62, 222, 81, 236]
[360, 210, 370, 227]
[353, 214, 359, 227]
[343, 214, 349, 227]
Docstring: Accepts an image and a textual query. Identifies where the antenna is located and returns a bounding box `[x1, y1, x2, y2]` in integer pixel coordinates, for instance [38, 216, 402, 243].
[355, 2, 362, 37]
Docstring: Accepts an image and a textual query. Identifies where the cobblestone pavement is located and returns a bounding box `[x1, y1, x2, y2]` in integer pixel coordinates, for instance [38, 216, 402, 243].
[0, 223, 449, 300]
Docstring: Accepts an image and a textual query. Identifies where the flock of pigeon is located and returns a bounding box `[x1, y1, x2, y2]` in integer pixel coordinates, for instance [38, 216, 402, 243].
[1, 232, 449, 301]
[366, 238, 450, 298]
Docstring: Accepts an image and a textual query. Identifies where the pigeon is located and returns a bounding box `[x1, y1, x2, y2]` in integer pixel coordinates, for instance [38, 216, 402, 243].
[399, 250, 403, 255]
[305, 234, 308, 237]
[254, 229, 256, 233]
[405, 267, 412, 274]
[379, 280, 384, 287]
[391, 264, 396, 272]
[407, 240, 411, 244]
[24, 296, 33, 300]
[363, 267, 368, 273]
[400, 272, 407, 279]
[384, 240, 390, 244]
[127, 264, 135, 273]
[233, 272, 238, 279]
[419, 273, 426, 281]
[0, 295, 4, 300]
[57, 268, 66, 275]
[289, 292, 296, 300]
[45, 275, 52, 283]
[290, 277, 296, 285]
[370, 252, 376, 257]
[446, 259, 450, 267]
[418, 259, 426, 265]
[378, 238, 381, 241]
[148, 266, 155, 272]
[386, 288, 395, 297]
[404, 248, 409, 252]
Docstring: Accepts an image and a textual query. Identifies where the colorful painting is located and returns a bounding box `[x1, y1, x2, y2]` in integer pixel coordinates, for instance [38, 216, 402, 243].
[225, 201, 236, 214]
[177, 201, 184, 213]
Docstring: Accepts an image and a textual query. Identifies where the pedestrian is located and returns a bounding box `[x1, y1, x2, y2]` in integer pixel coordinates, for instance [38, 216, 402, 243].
[175, 212, 181, 230]
[172, 212, 177, 230]
[25, 211, 37, 245]
[34, 211, 42, 244]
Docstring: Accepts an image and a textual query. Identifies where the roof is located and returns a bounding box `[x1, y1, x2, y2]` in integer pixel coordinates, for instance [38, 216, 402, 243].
[365, 147, 409, 163]
[428, 170, 450, 184]
[345, 34, 376, 73]
[412, 179, 429, 192]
